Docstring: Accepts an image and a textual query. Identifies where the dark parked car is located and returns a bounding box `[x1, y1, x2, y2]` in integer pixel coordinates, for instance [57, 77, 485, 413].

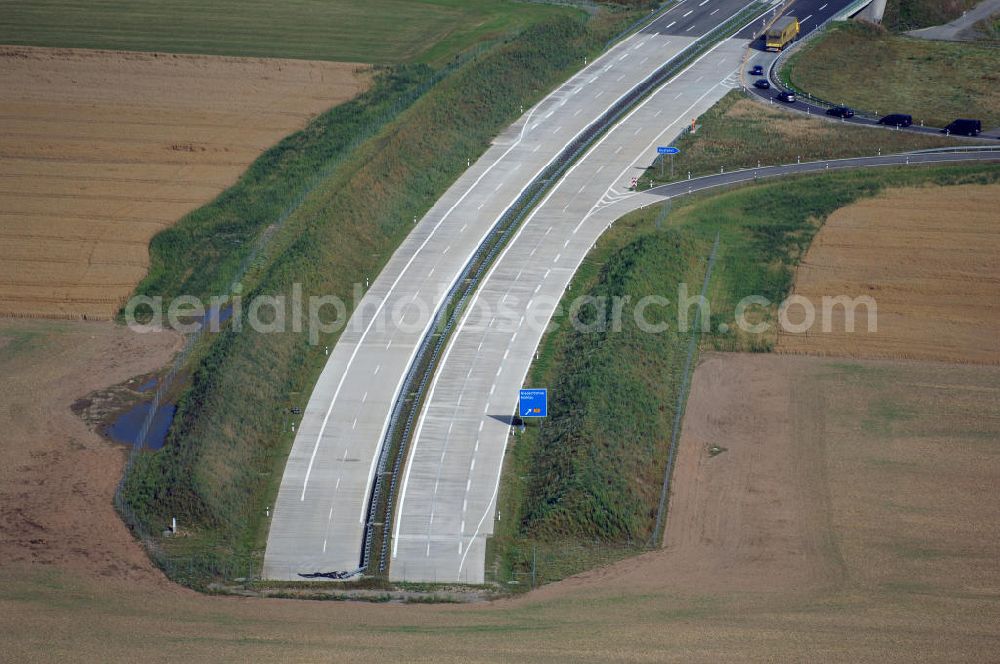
[753, 78, 771, 90]
[750, 65, 764, 76]
[826, 106, 855, 118]
[776, 90, 796, 103]
[944, 118, 982, 136]
[878, 113, 912, 127]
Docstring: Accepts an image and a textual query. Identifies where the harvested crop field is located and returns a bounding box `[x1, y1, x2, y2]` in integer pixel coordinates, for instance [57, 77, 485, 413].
[776, 183, 1000, 363]
[0, 46, 369, 319]
[3, 351, 999, 661]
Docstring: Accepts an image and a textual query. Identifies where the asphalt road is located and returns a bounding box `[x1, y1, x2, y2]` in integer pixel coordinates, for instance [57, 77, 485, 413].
[263, 0, 757, 580]
[741, 0, 1000, 139]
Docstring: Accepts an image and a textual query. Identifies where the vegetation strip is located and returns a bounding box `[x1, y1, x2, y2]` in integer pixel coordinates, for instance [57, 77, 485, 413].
[650, 231, 718, 547]
[364, 1, 773, 576]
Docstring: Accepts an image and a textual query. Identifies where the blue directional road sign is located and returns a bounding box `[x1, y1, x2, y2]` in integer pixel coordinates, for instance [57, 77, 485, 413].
[657, 146, 680, 155]
[519, 389, 548, 418]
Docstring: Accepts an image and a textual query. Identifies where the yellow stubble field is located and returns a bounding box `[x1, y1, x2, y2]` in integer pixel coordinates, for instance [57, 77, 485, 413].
[0, 46, 369, 319]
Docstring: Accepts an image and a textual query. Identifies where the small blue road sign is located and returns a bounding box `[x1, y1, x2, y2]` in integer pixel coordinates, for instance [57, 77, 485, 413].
[519, 389, 548, 417]
[657, 146, 680, 155]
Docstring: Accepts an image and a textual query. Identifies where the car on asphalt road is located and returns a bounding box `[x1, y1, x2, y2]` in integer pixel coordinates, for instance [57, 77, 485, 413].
[753, 79, 770, 90]
[750, 65, 764, 76]
[944, 118, 982, 136]
[878, 113, 913, 128]
[826, 106, 855, 118]
[776, 90, 796, 103]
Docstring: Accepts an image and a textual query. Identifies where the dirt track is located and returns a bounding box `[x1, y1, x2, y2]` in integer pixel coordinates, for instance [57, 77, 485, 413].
[0, 46, 368, 319]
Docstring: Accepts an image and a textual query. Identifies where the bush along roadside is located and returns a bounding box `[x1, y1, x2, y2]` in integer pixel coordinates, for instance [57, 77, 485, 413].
[118, 8, 648, 589]
[489, 163, 1000, 588]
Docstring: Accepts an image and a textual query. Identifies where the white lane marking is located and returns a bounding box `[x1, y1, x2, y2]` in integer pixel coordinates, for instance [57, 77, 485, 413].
[391, 27, 690, 552]
[299, 64, 570, 502]
[596, 164, 605, 173]
[479, 422, 484, 432]
[819, 3, 828, 9]
[699, 0, 709, 4]
[577, 185, 586, 194]
[563, 239, 570, 248]
[616, 74, 625, 82]
[665, 20, 676, 29]
[544, 269, 550, 279]
[545, 227, 552, 235]
[553, 126, 562, 134]
[460, 224, 467, 232]
[710, 7, 719, 15]
[428, 267, 435, 277]
[682, 10, 692, 17]
[802, 14, 813, 22]
[533, 144, 541, 152]
[362, 392, 367, 403]
[352, 418, 357, 430]
[554, 253, 561, 263]
[574, 108, 583, 116]
[373, 364, 380, 375]
[386, 340, 392, 350]
[639, 57, 648, 65]
[595, 90, 605, 98]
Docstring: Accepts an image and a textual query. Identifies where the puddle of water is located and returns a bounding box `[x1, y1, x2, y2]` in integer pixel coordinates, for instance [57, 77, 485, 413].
[137, 378, 158, 392]
[107, 401, 177, 450]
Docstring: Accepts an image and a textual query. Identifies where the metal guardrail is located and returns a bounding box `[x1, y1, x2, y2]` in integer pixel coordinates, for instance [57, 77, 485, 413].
[358, 0, 774, 575]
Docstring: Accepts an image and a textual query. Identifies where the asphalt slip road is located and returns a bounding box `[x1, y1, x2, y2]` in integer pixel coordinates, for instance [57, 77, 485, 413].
[390, 37, 748, 585]
[264, 0, 757, 580]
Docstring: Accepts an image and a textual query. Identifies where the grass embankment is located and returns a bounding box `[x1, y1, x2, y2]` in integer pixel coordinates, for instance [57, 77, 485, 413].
[0, 0, 583, 65]
[782, 22, 1000, 128]
[882, 0, 978, 31]
[490, 163, 1000, 586]
[121, 10, 646, 586]
[635, 90, 969, 188]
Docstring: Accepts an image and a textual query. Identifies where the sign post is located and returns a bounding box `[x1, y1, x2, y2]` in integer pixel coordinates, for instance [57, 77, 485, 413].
[518, 389, 548, 419]
[657, 146, 680, 179]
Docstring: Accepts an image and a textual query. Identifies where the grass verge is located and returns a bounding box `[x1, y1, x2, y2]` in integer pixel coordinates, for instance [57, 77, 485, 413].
[0, 0, 585, 65]
[489, 162, 1000, 586]
[119, 8, 647, 588]
[781, 22, 1000, 128]
[635, 89, 971, 188]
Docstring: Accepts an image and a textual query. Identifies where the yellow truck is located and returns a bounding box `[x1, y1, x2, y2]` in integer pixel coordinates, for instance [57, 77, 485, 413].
[765, 16, 799, 51]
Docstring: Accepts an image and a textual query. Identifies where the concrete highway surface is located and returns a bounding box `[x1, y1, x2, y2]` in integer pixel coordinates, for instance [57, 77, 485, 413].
[389, 37, 748, 584]
[264, 0, 757, 580]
